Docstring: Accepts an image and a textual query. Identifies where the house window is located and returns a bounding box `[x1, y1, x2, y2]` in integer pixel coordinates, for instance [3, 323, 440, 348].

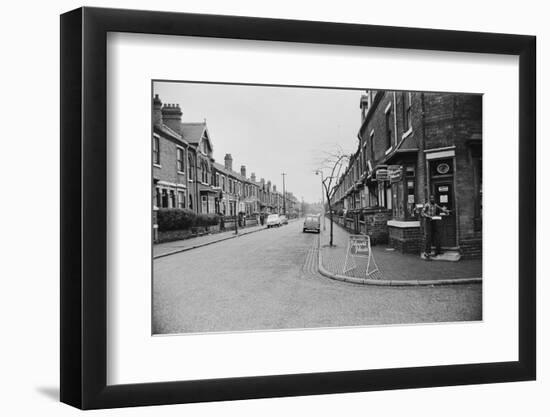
[385, 109, 392, 150]
[403, 92, 412, 132]
[216, 173, 220, 187]
[178, 191, 186, 209]
[201, 195, 208, 213]
[222, 176, 226, 191]
[369, 131, 375, 161]
[188, 154, 194, 180]
[176, 147, 184, 172]
[153, 136, 160, 165]
[169, 190, 176, 208]
[161, 189, 168, 208]
[155, 187, 161, 208]
[362, 144, 367, 174]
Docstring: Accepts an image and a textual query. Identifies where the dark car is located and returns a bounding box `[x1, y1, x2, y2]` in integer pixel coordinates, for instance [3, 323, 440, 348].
[303, 215, 320, 233]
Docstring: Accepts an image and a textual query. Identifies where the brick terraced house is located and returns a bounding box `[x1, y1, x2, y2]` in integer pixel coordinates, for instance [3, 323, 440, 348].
[330, 90, 482, 259]
[152, 94, 298, 238]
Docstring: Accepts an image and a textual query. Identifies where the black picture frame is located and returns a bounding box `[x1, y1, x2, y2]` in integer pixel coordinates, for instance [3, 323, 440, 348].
[60, 6, 536, 410]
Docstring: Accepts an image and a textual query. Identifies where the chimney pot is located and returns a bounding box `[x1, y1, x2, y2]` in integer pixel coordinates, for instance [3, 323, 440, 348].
[161, 101, 183, 133]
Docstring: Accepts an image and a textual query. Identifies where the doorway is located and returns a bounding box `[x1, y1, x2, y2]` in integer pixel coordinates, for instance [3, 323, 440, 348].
[430, 178, 456, 248]
[429, 158, 457, 248]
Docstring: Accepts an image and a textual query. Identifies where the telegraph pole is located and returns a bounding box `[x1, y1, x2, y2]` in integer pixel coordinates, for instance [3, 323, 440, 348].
[281, 173, 287, 216]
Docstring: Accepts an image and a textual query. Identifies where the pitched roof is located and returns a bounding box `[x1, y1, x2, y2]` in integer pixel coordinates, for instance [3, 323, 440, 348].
[212, 162, 250, 183]
[153, 123, 187, 144]
[399, 131, 418, 150]
[181, 122, 206, 144]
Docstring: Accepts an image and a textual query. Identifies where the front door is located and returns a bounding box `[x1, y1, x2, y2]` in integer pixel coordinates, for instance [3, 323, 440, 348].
[431, 179, 456, 248]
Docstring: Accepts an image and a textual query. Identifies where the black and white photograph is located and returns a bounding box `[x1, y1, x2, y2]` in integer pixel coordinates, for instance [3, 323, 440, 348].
[152, 81, 483, 335]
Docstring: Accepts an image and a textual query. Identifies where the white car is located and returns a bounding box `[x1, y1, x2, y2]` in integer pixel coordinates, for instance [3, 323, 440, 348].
[266, 214, 282, 228]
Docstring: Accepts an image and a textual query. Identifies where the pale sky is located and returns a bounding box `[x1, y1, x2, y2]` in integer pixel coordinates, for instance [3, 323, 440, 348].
[154, 81, 363, 204]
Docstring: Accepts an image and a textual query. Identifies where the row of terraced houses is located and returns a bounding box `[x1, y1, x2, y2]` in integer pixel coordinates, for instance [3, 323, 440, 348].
[330, 90, 482, 259]
[152, 94, 298, 224]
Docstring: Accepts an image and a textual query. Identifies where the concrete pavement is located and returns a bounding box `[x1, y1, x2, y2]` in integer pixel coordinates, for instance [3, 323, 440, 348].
[319, 220, 482, 285]
[153, 219, 482, 334]
[154, 223, 267, 258]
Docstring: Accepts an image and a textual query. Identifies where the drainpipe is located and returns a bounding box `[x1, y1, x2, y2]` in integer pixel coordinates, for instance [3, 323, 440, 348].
[420, 93, 427, 202]
[393, 91, 398, 148]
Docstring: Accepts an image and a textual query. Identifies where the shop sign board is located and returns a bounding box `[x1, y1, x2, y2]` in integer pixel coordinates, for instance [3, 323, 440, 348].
[388, 165, 403, 182]
[343, 234, 381, 279]
[375, 169, 389, 181]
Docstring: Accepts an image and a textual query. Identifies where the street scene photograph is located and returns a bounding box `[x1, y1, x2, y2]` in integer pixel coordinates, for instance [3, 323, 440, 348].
[152, 81, 482, 335]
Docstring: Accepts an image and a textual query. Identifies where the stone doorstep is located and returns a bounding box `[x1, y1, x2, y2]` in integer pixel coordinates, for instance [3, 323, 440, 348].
[420, 250, 461, 262]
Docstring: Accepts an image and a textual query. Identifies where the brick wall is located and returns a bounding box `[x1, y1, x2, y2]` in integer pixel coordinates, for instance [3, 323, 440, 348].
[154, 133, 187, 186]
[157, 224, 221, 243]
[335, 209, 390, 244]
[388, 225, 423, 254]
[460, 237, 482, 260]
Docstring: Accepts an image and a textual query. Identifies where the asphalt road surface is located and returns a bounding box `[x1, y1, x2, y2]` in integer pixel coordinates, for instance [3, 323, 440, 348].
[153, 220, 482, 334]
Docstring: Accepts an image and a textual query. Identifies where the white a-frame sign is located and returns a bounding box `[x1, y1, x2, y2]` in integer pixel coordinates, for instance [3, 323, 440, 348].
[343, 234, 381, 279]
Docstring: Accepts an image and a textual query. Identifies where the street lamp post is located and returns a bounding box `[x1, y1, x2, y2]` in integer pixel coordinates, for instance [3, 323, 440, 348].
[281, 172, 287, 216]
[315, 170, 326, 231]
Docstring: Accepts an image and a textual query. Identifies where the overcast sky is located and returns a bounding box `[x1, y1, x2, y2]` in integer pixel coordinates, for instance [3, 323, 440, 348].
[154, 81, 364, 204]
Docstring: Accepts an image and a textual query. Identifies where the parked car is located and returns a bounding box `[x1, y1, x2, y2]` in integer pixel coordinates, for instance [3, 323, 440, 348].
[279, 215, 288, 225]
[266, 214, 282, 228]
[303, 215, 320, 233]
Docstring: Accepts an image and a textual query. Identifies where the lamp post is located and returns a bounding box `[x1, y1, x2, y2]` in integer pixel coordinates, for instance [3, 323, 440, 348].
[281, 172, 287, 216]
[315, 170, 326, 231]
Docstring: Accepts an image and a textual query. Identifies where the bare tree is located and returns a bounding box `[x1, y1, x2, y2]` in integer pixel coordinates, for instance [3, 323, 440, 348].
[317, 147, 350, 247]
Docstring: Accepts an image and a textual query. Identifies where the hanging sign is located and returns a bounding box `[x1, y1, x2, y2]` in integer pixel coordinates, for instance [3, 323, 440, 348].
[388, 165, 403, 182]
[375, 169, 389, 181]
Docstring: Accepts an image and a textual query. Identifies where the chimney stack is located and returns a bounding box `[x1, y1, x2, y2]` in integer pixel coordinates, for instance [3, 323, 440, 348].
[224, 154, 233, 171]
[267, 180, 271, 191]
[161, 103, 183, 133]
[240, 165, 246, 178]
[273, 185, 277, 192]
[153, 94, 163, 126]
[251, 172, 256, 182]
[360, 93, 370, 122]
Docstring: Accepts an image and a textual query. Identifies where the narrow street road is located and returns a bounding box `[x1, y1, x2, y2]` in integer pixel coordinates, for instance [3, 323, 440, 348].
[153, 220, 482, 334]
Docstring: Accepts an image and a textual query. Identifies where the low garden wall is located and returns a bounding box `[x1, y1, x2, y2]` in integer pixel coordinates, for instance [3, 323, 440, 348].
[154, 208, 261, 243]
[333, 208, 390, 245]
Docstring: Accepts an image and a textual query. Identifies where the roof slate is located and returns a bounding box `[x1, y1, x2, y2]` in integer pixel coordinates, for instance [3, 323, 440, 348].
[181, 122, 206, 144]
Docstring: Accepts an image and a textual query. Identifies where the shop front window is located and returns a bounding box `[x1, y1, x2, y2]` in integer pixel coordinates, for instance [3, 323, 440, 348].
[391, 182, 404, 219]
[405, 165, 416, 219]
